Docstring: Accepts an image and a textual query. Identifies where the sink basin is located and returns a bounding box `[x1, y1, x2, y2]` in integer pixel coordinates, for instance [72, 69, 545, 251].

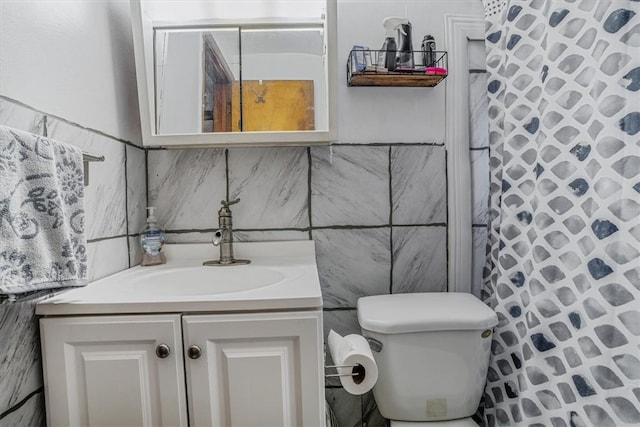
[35, 241, 323, 316]
[124, 266, 285, 296]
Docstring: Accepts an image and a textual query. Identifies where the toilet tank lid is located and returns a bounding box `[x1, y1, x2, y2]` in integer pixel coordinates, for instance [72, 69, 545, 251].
[357, 293, 498, 334]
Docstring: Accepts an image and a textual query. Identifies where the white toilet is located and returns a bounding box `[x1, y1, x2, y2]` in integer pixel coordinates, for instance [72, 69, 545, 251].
[357, 292, 498, 426]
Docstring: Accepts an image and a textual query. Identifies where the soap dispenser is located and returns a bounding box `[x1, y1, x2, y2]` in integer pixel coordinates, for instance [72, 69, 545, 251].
[140, 206, 166, 266]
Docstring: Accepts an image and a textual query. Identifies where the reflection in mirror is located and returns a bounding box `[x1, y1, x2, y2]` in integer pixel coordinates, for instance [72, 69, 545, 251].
[154, 25, 325, 135]
[155, 28, 239, 135]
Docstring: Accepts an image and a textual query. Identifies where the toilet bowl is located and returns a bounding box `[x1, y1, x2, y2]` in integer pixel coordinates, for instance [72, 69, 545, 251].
[357, 292, 498, 425]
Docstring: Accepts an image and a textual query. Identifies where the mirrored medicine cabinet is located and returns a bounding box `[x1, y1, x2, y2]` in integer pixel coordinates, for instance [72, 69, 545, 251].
[130, 0, 337, 147]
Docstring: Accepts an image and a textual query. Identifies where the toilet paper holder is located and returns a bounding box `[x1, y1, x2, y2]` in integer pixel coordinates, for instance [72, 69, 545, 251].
[325, 364, 366, 384]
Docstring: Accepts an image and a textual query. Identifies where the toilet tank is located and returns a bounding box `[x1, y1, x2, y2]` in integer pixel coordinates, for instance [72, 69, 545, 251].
[357, 293, 498, 422]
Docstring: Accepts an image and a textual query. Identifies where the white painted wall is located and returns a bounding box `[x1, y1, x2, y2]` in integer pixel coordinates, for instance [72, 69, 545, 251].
[0, 0, 141, 144]
[156, 32, 203, 134]
[337, 0, 484, 143]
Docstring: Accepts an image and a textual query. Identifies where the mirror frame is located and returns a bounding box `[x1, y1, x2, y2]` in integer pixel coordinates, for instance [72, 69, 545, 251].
[130, 0, 337, 147]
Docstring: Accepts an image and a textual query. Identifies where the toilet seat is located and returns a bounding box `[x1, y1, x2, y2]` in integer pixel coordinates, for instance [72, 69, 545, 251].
[390, 416, 479, 426]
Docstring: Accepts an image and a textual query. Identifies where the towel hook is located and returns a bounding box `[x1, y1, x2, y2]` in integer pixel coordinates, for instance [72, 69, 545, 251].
[82, 152, 105, 186]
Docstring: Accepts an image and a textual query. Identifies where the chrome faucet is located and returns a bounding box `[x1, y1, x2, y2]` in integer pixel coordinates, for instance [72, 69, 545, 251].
[203, 198, 250, 266]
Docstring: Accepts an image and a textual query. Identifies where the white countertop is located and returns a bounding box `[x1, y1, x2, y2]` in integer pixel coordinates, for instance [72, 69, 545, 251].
[36, 241, 323, 316]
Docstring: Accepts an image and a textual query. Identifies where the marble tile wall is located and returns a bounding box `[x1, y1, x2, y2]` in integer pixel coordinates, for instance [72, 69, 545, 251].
[468, 40, 490, 299]
[147, 141, 448, 426]
[0, 96, 146, 424]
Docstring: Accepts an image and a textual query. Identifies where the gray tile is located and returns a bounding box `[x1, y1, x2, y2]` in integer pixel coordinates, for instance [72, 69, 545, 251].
[311, 146, 389, 227]
[0, 98, 45, 135]
[126, 145, 147, 236]
[165, 231, 216, 244]
[0, 296, 47, 411]
[468, 39, 487, 70]
[471, 149, 490, 225]
[228, 147, 309, 229]
[313, 228, 390, 308]
[392, 226, 447, 294]
[469, 73, 489, 149]
[325, 388, 362, 427]
[391, 146, 446, 225]
[46, 118, 127, 240]
[472, 226, 489, 298]
[362, 390, 388, 427]
[323, 310, 361, 343]
[148, 148, 226, 231]
[86, 237, 129, 282]
[0, 390, 45, 427]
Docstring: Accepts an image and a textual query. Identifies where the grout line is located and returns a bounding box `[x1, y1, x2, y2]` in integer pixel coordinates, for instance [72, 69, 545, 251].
[145, 149, 149, 208]
[0, 387, 44, 421]
[322, 307, 356, 311]
[161, 224, 447, 234]
[472, 223, 489, 228]
[42, 115, 48, 137]
[332, 142, 444, 147]
[469, 69, 487, 73]
[225, 148, 230, 200]
[1, 95, 140, 148]
[388, 146, 394, 295]
[165, 227, 311, 234]
[470, 146, 490, 151]
[87, 234, 128, 244]
[392, 223, 447, 228]
[124, 144, 131, 267]
[307, 146, 313, 240]
[445, 148, 450, 292]
[310, 224, 390, 230]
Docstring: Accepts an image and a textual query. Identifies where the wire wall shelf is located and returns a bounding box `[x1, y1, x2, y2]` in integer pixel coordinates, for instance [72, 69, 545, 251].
[347, 49, 448, 87]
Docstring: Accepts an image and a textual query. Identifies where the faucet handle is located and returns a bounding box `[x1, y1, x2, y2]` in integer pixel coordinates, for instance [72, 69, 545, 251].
[220, 198, 240, 208]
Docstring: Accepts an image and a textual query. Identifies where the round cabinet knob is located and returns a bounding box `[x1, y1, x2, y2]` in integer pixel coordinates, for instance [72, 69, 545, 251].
[187, 345, 202, 360]
[155, 344, 171, 359]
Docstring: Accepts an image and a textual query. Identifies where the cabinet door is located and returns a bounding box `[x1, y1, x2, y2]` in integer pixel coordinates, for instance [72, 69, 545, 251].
[40, 315, 188, 427]
[183, 311, 324, 427]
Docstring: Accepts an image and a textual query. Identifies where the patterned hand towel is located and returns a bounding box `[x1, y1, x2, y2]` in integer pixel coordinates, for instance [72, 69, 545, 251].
[0, 125, 87, 299]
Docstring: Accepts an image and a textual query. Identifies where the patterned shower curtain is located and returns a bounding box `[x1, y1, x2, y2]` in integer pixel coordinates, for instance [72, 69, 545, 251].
[480, 0, 640, 425]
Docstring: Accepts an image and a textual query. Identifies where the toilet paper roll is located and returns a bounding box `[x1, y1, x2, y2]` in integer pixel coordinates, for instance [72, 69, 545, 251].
[327, 329, 378, 395]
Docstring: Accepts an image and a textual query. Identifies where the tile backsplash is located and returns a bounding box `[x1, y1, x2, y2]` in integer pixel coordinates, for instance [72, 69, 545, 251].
[1, 99, 450, 427]
[0, 96, 146, 424]
[148, 142, 448, 426]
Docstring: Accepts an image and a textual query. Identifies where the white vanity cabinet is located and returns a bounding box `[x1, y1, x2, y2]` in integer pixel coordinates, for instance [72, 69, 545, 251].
[40, 310, 324, 427]
[40, 314, 187, 426]
[37, 241, 325, 427]
[183, 311, 324, 426]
